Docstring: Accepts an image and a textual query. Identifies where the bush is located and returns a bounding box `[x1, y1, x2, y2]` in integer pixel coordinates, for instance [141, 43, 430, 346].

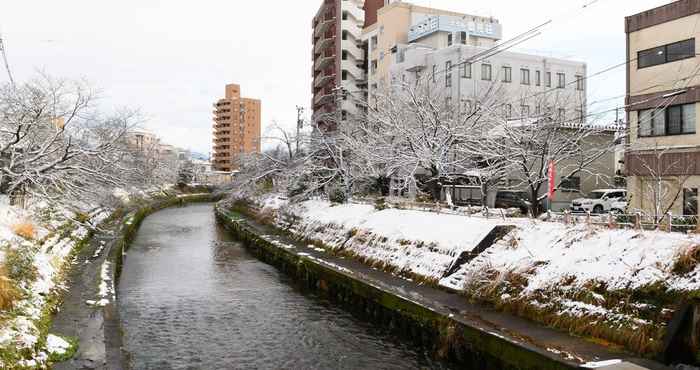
[12, 222, 36, 240]
[328, 188, 347, 204]
[0, 267, 19, 310]
[374, 197, 389, 211]
[4, 245, 39, 284]
[673, 245, 700, 275]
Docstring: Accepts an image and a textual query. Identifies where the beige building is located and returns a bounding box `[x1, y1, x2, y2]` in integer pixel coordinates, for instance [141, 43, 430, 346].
[362, 1, 501, 99]
[212, 84, 261, 172]
[625, 0, 700, 217]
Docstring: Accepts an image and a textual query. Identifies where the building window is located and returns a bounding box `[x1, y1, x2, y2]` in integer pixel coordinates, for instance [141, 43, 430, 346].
[462, 99, 473, 112]
[557, 73, 566, 88]
[371, 60, 378, 75]
[638, 38, 695, 69]
[560, 176, 581, 192]
[342, 70, 348, 80]
[535, 71, 541, 86]
[521, 105, 530, 117]
[432, 64, 437, 83]
[342, 31, 349, 40]
[575, 75, 584, 91]
[342, 50, 348, 60]
[558, 108, 566, 121]
[371, 35, 378, 51]
[504, 104, 512, 119]
[638, 103, 696, 137]
[481, 64, 492, 81]
[447, 33, 453, 47]
[545, 72, 552, 87]
[684, 188, 698, 216]
[502, 66, 512, 83]
[445, 61, 452, 87]
[459, 31, 467, 44]
[461, 63, 471, 78]
[521, 68, 530, 85]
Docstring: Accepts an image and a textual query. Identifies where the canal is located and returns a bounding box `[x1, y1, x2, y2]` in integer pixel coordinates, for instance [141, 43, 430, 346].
[118, 203, 450, 369]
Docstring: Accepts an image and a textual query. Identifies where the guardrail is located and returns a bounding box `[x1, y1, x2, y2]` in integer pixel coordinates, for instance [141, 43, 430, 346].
[348, 197, 698, 233]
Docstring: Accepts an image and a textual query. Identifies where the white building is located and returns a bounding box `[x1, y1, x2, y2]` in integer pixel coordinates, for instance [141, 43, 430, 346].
[391, 36, 587, 123]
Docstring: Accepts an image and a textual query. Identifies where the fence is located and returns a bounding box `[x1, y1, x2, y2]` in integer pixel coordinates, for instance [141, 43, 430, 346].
[349, 197, 699, 234]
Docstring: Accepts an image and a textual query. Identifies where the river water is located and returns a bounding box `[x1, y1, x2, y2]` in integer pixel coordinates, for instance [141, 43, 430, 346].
[118, 203, 449, 369]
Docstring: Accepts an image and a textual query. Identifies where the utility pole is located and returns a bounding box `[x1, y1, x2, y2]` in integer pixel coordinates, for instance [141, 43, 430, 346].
[296, 105, 304, 155]
[0, 32, 15, 88]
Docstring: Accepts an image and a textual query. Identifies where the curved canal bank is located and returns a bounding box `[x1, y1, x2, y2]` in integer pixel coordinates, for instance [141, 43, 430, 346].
[215, 204, 669, 370]
[51, 191, 215, 370]
[118, 203, 452, 369]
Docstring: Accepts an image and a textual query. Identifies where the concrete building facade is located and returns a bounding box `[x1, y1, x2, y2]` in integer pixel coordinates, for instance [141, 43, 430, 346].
[625, 0, 700, 217]
[362, 1, 501, 99]
[312, 0, 366, 130]
[212, 84, 261, 172]
[391, 43, 588, 124]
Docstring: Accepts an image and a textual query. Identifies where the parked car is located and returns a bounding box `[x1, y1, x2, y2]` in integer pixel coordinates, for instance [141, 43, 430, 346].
[495, 191, 531, 214]
[571, 189, 627, 214]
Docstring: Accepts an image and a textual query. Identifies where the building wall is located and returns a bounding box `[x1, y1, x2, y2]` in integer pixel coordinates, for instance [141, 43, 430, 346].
[212, 84, 261, 172]
[625, 0, 700, 216]
[392, 44, 587, 123]
[363, 2, 500, 99]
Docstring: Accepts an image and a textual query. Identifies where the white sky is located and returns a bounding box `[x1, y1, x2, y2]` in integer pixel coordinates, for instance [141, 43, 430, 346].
[1, 0, 670, 156]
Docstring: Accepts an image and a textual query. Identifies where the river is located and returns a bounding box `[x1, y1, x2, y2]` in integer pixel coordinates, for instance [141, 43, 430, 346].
[118, 203, 450, 369]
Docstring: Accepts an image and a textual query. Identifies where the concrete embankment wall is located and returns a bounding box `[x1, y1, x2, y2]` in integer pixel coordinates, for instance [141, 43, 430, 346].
[214, 206, 579, 370]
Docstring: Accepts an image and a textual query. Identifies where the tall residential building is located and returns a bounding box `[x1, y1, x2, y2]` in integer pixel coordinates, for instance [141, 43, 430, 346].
[212, 84, 261, 172]
[362, 1, 502, 98]
[311, 0, 366, 130]
[625, 0, 700, 217]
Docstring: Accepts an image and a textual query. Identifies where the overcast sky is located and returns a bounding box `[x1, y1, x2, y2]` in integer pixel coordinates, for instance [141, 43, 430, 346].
[1, 0, 669, 156]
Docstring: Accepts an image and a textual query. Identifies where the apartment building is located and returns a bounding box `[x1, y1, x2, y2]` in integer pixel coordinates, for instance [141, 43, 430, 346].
[625, 0, 700, 217]
[391, 43, 588, 123]
[362, 1, 502, 99]
[212, 84, 261, 172]
[311, 0, 366, 130]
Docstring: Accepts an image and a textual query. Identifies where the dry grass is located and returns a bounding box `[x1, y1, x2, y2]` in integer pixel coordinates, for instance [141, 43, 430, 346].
[672, 244, 700, 275]
[11, 222, 36, 240]
[0, 267, 19, 311]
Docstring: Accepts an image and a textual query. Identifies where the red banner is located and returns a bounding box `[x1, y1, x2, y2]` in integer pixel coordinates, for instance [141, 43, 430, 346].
[548, 160, 556, 200]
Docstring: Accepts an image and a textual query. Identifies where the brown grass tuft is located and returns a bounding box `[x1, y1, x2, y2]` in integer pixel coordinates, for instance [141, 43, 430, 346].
[672, 244, 700, 275]
[12, 222, 36, 240]
[0, 267, 19, 311]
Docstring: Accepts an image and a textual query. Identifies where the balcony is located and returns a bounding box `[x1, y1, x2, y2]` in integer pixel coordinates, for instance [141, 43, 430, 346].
[314, 71, 335, 88]
[314, 54, 335, 72]
[314, 36, 334, 55]
[314, 17, 335, 38]
[313, 91, 335, 106]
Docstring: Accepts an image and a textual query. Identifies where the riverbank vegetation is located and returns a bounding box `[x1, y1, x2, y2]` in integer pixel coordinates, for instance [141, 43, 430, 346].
[219, 192, 700, 361]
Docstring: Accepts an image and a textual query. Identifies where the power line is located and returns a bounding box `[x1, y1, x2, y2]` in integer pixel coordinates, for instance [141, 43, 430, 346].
[0, 31, 15, 87]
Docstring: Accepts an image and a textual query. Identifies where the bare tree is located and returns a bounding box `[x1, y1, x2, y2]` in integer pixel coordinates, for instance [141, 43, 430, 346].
[0, 74, 139, 206]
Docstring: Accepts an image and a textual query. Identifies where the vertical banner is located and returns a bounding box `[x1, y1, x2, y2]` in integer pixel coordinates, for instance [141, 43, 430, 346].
[548, 160, 556, 200]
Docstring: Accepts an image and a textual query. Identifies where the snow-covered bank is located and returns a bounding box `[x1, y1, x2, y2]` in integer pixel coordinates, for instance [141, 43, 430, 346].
[251, 194, 700, 355]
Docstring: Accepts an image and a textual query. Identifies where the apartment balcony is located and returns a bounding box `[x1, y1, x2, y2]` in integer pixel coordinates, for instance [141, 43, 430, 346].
[341, 60, 365, 81]
[314, 69, 335, 88]
[314, 36, 334, 55]
[314, 54, 335, 72]
[342, 2, 365, 25]
[313, 91, 335, 107]
[341, 19, 361, 36]
[340, 39, 363, 61]
[314, 17, 335, 38]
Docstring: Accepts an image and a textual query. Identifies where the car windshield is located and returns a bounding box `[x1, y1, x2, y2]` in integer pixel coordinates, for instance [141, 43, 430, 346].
[588, 192, 606, 199]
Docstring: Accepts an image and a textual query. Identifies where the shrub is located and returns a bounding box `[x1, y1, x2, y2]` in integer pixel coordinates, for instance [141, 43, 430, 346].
[672, 245, 700, 275]
[12, 222, 36, 240]
[4, 245, 39, 284]
[328, 188, 347, 204]
[0, 267, 19, 310]
[374, 197, 389, 211]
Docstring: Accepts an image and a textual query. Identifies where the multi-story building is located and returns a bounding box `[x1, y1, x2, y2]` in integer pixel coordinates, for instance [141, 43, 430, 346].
[311, 0, 366, 130]
[625, 0, 700, 217]
[391, 43, 588, 123]
[212, 83, 261, 172]
[362, 1, 502, 99]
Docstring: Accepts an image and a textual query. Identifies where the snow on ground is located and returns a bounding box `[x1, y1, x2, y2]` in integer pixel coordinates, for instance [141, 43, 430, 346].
[253, 194, 700, 299]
